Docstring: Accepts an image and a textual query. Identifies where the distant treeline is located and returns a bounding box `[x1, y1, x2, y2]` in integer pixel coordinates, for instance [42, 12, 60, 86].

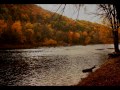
[0, 4, 117, 47]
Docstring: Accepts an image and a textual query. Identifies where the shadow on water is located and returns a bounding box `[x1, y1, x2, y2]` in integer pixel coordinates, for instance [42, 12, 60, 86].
[0, 44, 114, 86]
[0, 52, 29, 86]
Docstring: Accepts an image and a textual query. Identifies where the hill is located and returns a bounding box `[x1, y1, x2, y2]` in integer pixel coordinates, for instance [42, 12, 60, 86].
[0, 4, 114, 48]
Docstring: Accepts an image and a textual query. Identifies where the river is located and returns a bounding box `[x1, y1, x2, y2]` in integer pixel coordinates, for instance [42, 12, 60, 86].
[0, 44, 114, 86]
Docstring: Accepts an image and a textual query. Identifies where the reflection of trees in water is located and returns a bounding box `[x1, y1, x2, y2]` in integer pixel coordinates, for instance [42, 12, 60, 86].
[0, 45, 113, 86]
[0, 52, 29, 86]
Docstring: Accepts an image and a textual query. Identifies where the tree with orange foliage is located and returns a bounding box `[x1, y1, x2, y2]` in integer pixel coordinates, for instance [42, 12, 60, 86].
[82, 31, 88, 37]
[11, 21, 25, 43]
[68, 31, 73, 44]
[73, 32, 80, 44]
[43, 38, 57, 46]
[24, 22, 34, 43]
[84, 36, 91, 45]
[0, 20, 7, 35]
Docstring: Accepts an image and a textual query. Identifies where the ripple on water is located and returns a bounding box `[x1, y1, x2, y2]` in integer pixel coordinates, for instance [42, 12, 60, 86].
[0, 44, 114, 86]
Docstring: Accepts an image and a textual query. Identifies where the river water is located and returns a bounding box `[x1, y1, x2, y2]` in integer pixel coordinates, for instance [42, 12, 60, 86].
[0, 44, 114, 86]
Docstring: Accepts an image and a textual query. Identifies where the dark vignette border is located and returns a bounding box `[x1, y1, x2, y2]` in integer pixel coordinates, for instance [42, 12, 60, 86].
[0, 0, 116, 4]
[0, 0, 120, 89]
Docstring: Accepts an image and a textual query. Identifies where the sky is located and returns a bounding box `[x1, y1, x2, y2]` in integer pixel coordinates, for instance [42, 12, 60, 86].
[37, 4, 102, 24]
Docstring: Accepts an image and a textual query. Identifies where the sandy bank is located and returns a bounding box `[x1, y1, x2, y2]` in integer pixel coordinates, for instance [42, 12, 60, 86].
[77, 56, 120, 86]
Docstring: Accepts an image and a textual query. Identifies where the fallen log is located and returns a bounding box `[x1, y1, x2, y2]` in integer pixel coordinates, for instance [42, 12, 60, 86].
[82, 65, 96, 73]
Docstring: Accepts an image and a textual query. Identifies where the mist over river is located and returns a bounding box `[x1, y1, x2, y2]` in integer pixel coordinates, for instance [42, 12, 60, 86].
[0, 44, 114, 86]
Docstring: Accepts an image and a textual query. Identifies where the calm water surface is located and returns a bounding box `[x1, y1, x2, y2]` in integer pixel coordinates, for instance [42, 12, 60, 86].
[0, 44, 114, 86]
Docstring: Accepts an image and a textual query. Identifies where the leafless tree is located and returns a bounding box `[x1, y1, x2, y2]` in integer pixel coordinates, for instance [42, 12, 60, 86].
[55, 4, 120, 53]
[97, 4, 120, 53]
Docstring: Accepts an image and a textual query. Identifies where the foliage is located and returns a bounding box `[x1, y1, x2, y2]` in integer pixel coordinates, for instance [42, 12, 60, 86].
[43, 38, 57, 46]
[0, 4, 116, 46]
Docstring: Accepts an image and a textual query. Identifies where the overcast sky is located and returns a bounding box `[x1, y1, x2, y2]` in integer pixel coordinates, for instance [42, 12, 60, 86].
[37, 4, 101, 23]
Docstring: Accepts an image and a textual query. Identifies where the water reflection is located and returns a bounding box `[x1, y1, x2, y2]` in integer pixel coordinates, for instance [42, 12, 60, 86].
[0, 52, 29, 85]
[0, 44, 114, 86]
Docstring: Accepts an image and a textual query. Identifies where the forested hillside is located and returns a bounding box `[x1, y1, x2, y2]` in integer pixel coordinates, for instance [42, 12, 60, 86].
[0, 4, 116, 47]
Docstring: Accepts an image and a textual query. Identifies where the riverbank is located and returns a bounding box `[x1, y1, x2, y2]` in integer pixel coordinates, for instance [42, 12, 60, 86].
[0, 44, 69, 49]
[0, 44, 39, 49]
[76, 56, 120, 86]
[0, 43, 113, 49]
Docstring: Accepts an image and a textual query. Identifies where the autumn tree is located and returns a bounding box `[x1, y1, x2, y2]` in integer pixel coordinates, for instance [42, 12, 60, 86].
[0, 20, 7, 36]
[24, 22, 34, 43]
[0, 20, 7, 43]
[73, 32, 80, 44]
[33, 23, 43, 43]
[68, 31, 73, 44]
[58, 4, 120, 52]
[0, 4, 118, 47]
[11, 21, 25, 43]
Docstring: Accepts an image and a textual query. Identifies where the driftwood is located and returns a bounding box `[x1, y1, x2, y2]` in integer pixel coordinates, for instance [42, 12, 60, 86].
[82, 65, 96, 73]
[96, 49, 104, 50]
[107, 48, 114, 49]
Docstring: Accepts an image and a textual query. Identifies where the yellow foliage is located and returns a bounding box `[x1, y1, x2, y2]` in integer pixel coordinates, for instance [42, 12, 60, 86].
[73, 32, 80, 39]
[27, 29, 34, 35]
[25, 22, 33, 29]
[25, 29, 34, 40]
[43, 38, 57, 46]
[89, 31, 94, 36]
[68, 31, 74, 43]
[0, 19, 7, 34]
[98, 26, 111, 43]
[21, 13, 28, 18]
[11, 21, 22, 32]
[68, 31, 73, 38]
[47, 24, 52, 28]
[84, 36, 91, 45]
[11, 21, 26, 43]
[69, 31, 73, 35]
[82, 31, 88, 36]
[0, 20, 7, 29]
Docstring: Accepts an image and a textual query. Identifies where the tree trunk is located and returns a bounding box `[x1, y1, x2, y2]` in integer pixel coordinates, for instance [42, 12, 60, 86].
[113, 2, 120, 53]
[114, 2, 120, 22]
[113, 30, 119, 53]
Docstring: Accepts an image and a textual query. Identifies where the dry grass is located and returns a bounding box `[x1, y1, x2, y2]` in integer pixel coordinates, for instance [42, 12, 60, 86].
[76, 57, 120, 86]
